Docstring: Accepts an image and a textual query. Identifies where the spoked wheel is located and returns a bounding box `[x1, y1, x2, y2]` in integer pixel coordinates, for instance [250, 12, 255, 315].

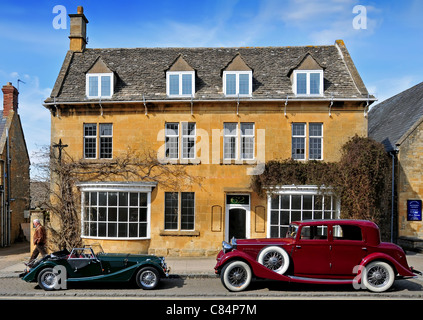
[257, 246, 290, 274]
[221, 260, 252, 292]
[362, 261, 395, 293]
[37, 268, 60, 291]
[136, 267, 160, 290]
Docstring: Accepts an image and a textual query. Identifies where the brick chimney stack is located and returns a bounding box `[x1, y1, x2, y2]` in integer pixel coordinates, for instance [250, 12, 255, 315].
[69, 6, 89, 52]
[2, 82, 18, 118]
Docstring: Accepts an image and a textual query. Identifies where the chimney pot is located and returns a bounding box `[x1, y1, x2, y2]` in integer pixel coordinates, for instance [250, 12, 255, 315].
[69, 6, 89, 52]
[2, 82, 19, 118]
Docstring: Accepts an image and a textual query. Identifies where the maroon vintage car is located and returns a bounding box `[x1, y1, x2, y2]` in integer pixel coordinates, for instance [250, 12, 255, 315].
[215, 219, 419, 292]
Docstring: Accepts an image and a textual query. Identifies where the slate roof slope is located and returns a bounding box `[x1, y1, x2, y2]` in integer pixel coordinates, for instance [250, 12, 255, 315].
[368, 81, 423, 152]
[45, 44, 372, 103]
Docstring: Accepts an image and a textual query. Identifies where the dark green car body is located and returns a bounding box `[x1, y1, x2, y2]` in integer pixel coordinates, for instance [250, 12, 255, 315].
[21, 246, 169, 290]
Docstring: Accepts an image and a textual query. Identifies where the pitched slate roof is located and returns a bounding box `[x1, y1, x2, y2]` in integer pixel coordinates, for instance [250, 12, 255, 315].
[368, 81, 423, 152]
[45, 41, 372, 104]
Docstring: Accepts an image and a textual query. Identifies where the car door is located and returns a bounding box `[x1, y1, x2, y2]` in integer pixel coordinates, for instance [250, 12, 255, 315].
[330, 224, 367, 276]
[291, 224, 331, 276]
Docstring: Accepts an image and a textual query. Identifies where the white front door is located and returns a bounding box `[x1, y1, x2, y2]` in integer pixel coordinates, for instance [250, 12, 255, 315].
[225, 194, 250, 242]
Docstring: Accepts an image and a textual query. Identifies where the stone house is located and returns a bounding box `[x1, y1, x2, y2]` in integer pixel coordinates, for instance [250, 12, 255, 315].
[369, 81, 423, 250]
[0, 82, 31, 246]
[43, 7, 375, 256]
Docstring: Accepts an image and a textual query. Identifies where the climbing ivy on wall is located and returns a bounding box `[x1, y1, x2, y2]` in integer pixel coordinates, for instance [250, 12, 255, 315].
[251, 135, 392, 238]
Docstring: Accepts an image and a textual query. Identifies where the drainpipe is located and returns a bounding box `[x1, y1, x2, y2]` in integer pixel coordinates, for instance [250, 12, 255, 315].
[390, 148, 399, 243]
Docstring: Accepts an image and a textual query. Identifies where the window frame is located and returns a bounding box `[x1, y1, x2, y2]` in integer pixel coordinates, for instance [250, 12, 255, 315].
[309, 123, 323, 160]
[83, 123, 113, 160]
[223, 71, 253, 97]
[166, 71, 195, 97]
[223, 122, 238, 160]
[293, 70, 323, 96]
[165, 123, 180, 160]
[267, 186, 340, 238]
[80, 183, 154, 240]
[164, 192, 195, 231]
[240, 122, 255, 160]
[181, 122, 196, 160]
[292, 123, 306, 160]
[86, 73, 114, 99]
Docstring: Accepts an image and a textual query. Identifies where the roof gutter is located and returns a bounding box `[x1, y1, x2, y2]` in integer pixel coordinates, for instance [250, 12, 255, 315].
[43, 96, 377, 107]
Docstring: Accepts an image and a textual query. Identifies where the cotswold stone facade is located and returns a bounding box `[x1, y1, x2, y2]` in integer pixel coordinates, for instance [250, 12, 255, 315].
[0, 83, 30, 246]
[44, 7, 374, 256]
[369, 81, 423, 250]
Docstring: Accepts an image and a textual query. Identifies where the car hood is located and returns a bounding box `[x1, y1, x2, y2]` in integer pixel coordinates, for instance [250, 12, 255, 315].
[99, 253, 163, 261]
[235, 238, 294, 247]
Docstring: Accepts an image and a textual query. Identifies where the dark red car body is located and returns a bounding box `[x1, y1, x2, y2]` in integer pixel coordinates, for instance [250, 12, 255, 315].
[215, 220, 417, 292]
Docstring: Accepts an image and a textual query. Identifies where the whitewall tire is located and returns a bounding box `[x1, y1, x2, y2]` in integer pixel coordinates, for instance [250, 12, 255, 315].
[257, 246, 290, 275]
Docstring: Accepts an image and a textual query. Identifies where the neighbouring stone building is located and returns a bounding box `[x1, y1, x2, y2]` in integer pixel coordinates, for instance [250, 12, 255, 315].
[43, 7, 375, 256]
[369, 81, 423, 251]
[0, 82, 31, 246]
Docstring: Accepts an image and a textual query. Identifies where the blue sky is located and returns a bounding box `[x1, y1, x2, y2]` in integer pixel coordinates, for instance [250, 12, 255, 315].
[0, 0, 422, 176]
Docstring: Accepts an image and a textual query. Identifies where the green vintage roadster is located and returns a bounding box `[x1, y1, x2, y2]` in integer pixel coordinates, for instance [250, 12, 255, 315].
[20, 244, 169, 291]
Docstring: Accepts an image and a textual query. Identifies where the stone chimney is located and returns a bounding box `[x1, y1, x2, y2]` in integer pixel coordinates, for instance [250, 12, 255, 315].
[2, 82, 18, 118]
[69, 6, 89, 52]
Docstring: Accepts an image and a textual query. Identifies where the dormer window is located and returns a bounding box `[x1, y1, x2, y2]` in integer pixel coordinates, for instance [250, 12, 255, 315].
[223, 71, 252, 97]
[85, 57, 114, 99]
[166, 55, 195, 98]
[86, 73, 114, 98]
[222, 53, 253, 97]
[166, 71, 195, 97]
[293, 70, 323, 96]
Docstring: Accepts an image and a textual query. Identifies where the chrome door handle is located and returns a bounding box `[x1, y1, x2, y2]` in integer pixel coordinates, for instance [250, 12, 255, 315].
[296, 245, 302, 249]
[362, 247, 367, 251]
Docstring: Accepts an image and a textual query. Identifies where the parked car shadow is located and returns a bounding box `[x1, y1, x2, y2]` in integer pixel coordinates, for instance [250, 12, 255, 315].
[33, 276, 185, 291]
[246, 277, 423, 293]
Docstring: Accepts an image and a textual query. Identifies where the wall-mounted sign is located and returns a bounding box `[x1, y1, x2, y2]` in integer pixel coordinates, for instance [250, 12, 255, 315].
[407, 200, 422, 221]
[226, 195, 250, 205]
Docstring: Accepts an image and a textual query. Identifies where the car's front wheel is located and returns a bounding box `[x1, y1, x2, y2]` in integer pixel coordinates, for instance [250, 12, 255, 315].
[136, 267, 160, 290]
[362, 261, 395, 293]
[221, 260, 252, 292]
[37, 268, 60, 291]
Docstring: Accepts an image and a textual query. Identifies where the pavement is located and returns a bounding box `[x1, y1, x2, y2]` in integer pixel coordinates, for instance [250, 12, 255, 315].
[1, 241, 423, 279]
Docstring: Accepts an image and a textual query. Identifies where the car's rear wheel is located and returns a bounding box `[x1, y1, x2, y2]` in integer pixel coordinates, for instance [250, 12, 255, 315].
[136, 267, 160, 290]
[362, 261, 395, 293]
[37, 268, 59, 291]
[221, 260, 252, 292]
[257, 246, 290, 274]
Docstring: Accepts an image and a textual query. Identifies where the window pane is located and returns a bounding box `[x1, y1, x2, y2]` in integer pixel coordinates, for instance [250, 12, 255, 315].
[101, 75, 111, 96]
[81, 191, 150, 239]
[309, 123, 322, 137]
[292, 123, 305, 136]
[182, 122, 196, 159]
[292, 137, 305, 159]
[224, 123, 237, 159]
[296, 73, 307, 94]
[169, 74, 179, 95]
[84, 124, 97, 159]
[309, 137, 322, 160]
[310, 73, 321, 94]
[182, 74, 192, 95]
[226, 74, 236, 95]
[181, 192, 195, 230]
[165, 123, 179, 159]
[88, 76, 98, 96]
[239, 74, 249, 95]
[164, 192, 178, 230]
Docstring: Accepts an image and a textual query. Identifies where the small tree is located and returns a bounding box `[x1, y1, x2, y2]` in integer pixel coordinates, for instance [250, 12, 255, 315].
[32, 145, 202, 251]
